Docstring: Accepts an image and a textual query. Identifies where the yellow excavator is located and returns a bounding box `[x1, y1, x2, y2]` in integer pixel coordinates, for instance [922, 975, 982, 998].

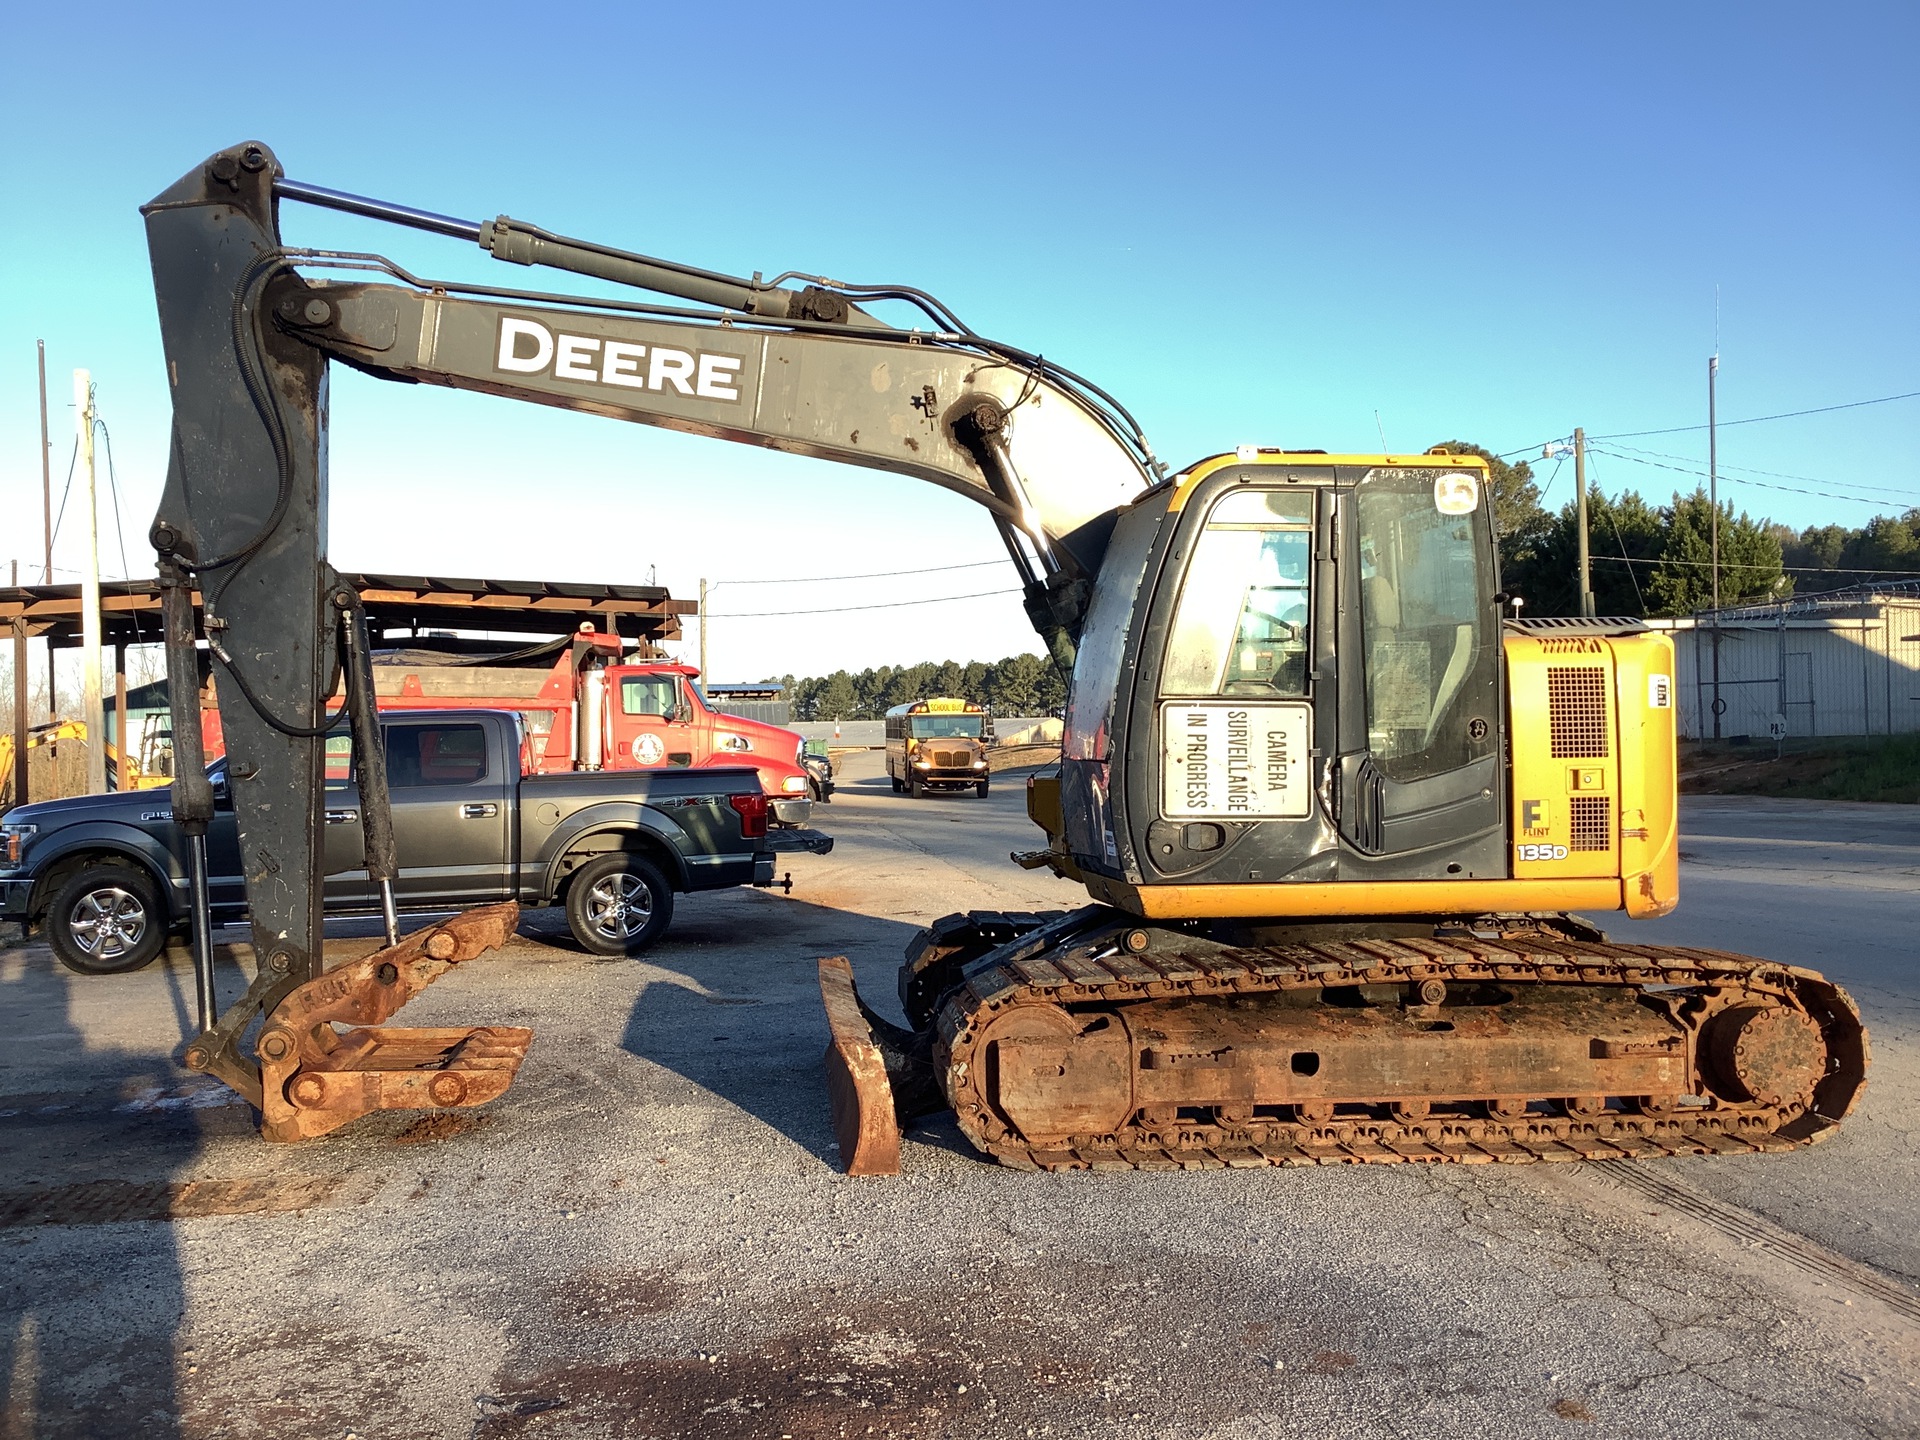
[142, 142, 1866, 1170]
[1, 719, 168, 804]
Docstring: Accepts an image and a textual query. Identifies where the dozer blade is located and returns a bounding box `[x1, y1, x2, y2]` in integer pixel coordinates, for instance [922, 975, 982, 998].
[818, 956, 902, 1176]
[255, 903, 532, 1142]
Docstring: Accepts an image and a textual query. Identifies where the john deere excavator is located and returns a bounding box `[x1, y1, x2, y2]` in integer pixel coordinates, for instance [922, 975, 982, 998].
[144, 142, 1866, 1168]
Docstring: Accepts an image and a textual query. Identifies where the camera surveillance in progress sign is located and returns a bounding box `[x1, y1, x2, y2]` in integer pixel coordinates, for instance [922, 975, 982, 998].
[1161, 703, 1312, 820]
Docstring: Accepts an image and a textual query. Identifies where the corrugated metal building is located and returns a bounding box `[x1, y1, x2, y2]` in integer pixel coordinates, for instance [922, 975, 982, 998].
[1648, 583, 1920, 739]
[704, 683, 790, 726]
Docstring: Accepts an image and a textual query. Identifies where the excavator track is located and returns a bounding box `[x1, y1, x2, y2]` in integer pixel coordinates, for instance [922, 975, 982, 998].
[911, 910, 1868, 1173]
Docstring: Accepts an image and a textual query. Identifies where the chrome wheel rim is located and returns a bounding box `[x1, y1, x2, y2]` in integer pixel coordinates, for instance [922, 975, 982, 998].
[584, 872, 653, 941]
[70, 886, 148, 959]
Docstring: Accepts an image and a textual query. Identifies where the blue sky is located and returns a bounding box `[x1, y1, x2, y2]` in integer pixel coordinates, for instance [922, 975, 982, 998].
[2, 2, 1915, 681]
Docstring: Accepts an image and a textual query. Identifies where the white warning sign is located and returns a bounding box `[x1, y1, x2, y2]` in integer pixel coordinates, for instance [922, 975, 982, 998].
[1161, 702, 1313, 820]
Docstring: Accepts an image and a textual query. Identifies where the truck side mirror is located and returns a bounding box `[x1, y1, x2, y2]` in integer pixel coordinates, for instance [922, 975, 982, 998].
[672, 703, 693, 724]
[211, 771, 231, 807]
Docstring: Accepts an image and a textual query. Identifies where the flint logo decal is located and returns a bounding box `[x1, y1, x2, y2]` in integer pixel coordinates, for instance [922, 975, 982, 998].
[1520, 799, 1550, 837]
[634, 734, 667, 765]
[495, 317, 745, 403]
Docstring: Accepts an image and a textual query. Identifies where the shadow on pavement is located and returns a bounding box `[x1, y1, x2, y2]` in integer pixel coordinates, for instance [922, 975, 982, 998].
[615, 895, 927, 1169]
[0, 943, 195, 1439]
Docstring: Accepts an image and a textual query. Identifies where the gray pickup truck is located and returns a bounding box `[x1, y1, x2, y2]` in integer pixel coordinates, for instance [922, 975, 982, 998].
[1, 709, 803, 974]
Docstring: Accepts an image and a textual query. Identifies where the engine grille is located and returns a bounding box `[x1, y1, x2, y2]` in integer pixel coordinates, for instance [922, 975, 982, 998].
[929, 749, 972, 768]
[1547, 667, 1610, 758]
[1569, 795, 1612, 852]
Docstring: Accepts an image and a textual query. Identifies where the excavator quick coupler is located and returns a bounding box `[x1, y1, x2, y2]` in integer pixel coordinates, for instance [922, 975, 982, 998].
[251, 903, 532, 1142]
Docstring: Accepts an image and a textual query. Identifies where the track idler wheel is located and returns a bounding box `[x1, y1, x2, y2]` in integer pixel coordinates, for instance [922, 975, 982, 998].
[1705, 1003, 1827, 1108]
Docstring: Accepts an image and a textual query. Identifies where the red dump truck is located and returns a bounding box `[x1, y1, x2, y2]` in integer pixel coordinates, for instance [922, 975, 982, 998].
[196, 628, 818, 824]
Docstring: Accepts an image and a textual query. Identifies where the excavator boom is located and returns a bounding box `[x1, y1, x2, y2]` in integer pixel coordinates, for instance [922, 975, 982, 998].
[142, 141, 1152, 1125]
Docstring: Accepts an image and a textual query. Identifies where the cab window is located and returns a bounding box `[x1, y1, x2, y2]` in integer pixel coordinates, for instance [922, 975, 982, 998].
[621, 677, 680, 717]
[1354, 468, 1498, 782]
[386, 724, 489, 788]
[324, 734, 354, 786]
[1161, 489, 1314, 697]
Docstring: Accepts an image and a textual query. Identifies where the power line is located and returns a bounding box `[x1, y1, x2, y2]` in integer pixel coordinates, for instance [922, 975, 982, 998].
[1581, 453, 1646, 612]
[708, 586, 1021, 618]
[1598, 442, 1919, 502]
[716, 558, 1007, 587]
[1497, 388, 1920, 463]
[95, 417, 149, 645]
[1581, 552, 1920, 577]
[1535, 453, 1567, 507]
[48, 432, 79, 551]
[1586, 445, 1895, 507]
[1591, 389, 1920, 440]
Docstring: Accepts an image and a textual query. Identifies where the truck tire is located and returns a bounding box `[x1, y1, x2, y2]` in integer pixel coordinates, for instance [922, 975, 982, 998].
[47, 862, 168, 975]
[891, 774, 903, 793]
[908, 772, 923, 799]
[566, 853, 674, 956]
[976, 779, 991, 798]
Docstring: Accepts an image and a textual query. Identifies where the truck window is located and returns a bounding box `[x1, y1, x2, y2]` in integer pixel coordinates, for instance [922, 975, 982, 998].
[386, 723, 489, 787]
[620, 677, 679, 717]
[324, 734, 354, 785]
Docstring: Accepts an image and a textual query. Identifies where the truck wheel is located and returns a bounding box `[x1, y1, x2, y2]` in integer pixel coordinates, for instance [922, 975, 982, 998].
[891, 775, 903, 793]
[908, 773, 923, 798]
[47, 863, 167, 975]
[566, 853, 674, 956]
[976, 779, 991, 798]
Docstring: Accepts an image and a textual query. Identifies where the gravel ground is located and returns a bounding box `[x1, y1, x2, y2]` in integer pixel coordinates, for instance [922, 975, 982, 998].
[2, 757, 1916, 1439]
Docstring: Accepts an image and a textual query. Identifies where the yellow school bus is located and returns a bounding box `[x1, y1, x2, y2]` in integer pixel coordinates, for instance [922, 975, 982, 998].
[884, 698, 994, 798]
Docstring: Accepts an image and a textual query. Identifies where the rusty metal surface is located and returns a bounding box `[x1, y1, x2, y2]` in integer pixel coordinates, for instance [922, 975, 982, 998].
[817, 956, 901, 1177]
[256, 903, 532, 1142]
[911, 912, 1869, 1172]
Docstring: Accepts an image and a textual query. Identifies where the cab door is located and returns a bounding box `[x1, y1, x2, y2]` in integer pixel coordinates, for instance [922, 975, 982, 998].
[383, 719, 512, 905]
[320, 732, 371, 909]
[613, 673, 693, 768]
[1332, 467, 1505, 879]
[1125, 476, 1341, 885]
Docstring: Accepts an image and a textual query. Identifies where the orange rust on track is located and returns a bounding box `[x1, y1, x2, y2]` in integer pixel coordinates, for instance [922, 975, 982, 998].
[818, 956, 901, 1176]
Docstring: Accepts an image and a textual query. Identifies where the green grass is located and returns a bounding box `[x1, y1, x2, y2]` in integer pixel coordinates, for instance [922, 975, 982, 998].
[1682, 733, 1920, 803]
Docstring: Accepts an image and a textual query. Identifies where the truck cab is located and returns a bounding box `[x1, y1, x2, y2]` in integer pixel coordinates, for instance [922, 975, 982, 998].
[594, 663, 815, 824]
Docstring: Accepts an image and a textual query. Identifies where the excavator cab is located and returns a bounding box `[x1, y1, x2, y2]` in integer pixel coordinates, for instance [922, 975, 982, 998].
[1047, 453, 1504, 900]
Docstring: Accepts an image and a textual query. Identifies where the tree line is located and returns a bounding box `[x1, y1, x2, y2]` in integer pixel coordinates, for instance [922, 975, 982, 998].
[769, 653, 1067, 722]
[1448, 440, 1920, 618]
[772, 446, 1919, 712]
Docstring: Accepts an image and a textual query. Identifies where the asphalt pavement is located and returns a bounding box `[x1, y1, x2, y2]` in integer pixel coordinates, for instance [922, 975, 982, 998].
[1, 755, 1915, 1439]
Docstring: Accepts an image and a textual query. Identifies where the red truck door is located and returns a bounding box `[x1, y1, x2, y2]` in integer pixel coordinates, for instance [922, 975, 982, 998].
[611, 672, 694, 768]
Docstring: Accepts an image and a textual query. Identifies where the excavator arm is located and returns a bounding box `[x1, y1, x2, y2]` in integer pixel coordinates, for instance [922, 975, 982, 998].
[143, 141, 1154, 1128]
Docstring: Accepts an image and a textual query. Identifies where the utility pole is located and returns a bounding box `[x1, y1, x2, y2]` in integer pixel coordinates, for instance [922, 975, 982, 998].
[37, 341, 52, 585]
[698, 577, 709, 681]
[75, 370, 106, 794]
[10, 560, 26, 811]
[40, 345, 55, 725]
[1573, 428, 1595, 618]
[1708, 354, 1722, 740]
